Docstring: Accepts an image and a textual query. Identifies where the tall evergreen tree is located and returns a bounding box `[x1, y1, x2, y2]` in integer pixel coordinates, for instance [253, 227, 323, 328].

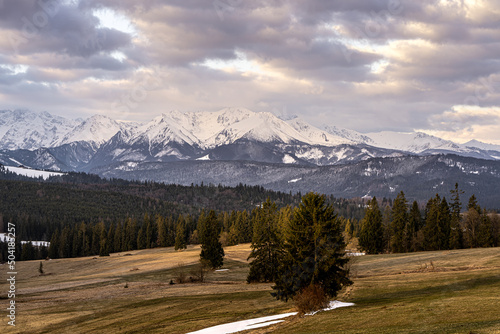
[423, 194, 441, 250]
[157, 216, 168, 247]
[48, 228, 60, 259]
[247, 198, 283, 282]
[464, 207, 481, 248]
[391, 191, 408, 253]
[107, 223, 115, 254]
[477, 210, 493, 247]
[382, 205, 392, 251]
[359, 197, 384, 254]
[272, 193, 352, 302]
[406, 201, 421, 252]
[174, 215, 187, 250]
[98, 222, 109, 256]
[437, 197, 451, 250]
[199, 210, 224, 269]
[137, 227, 147, 250]
[464, 195, 481, 248]
[449, 183, 464, 249]
[113, 222, 122, 252]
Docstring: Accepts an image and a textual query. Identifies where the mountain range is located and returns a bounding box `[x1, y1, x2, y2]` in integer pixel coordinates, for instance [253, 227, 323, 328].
[1, 108, 500, 207]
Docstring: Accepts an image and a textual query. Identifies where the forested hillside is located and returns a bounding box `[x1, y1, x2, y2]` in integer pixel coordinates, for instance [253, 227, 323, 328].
[0, 166, 366, 245]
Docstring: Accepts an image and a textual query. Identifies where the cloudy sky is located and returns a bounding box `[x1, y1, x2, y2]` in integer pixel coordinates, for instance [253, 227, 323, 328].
[1, 0, 499, 143]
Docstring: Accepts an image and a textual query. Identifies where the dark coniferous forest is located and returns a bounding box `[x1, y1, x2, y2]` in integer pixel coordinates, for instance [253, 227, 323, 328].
[0, 165, 498, 263]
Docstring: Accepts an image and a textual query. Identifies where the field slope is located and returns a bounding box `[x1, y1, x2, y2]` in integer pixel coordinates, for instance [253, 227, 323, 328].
[1, 246, 500, 333]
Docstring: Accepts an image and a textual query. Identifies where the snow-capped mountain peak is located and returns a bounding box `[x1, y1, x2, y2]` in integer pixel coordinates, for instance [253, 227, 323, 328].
[463, 139, 500, 152]
[364, 131, 460, 153]
[0, 109, 78, 150]
[287, 118, 355, 146]
[55, 114, 130, 148]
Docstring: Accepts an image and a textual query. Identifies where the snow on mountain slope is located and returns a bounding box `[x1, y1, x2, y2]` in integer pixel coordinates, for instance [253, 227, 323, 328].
[122, 108, 355, 149]
[208, 111, 306, 146]
[3, 166, 66, 180]
[365, 131, 462, 153]
[127, 113, 202, 147]
[323, 125, 372, 144]
[0, 110, 78, 150]
[55, 115, 133, 149]
[463, 139, 500, 152]
[287, 118, 354, 146]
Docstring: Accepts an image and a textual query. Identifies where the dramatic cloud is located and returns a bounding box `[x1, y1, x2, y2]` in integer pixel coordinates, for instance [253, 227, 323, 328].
[0, 0, 499, 143]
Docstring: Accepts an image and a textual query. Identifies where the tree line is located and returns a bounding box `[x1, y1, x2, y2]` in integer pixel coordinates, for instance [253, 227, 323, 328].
[357, 184, 500, 254]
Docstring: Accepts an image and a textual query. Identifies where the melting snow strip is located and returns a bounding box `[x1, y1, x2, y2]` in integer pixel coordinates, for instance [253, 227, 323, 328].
[186, 312, 297, 334]
[186, 301, 354, 334]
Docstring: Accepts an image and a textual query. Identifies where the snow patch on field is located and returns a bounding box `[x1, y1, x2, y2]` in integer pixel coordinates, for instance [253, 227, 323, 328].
[4, 166, 65, 180]
[187, 301, 354, 334]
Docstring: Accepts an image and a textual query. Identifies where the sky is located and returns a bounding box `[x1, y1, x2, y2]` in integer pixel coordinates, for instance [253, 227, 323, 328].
[0, 0, 500, 144]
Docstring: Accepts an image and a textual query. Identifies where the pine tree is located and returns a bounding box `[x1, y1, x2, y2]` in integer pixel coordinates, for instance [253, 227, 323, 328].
[157, 216, 168, 247]
[391, 191, 408, 253]
[137, 227, 147, 250]
[91, 224, 100, 255]
[477, 210, 493, 247]
[21, 242, 35, 261]
[382, 205, 393, 251]
[468, 194, 481, 212]
[359, 197, 384, 254]
[449, 183, 464, 249]
[247, 198, 283, 282]
[113, 222, 122, 252]
[97, 222, 109, 256]
[199, 210, 224, 269]
[48, 229, 60, 259]
[174, 215, 187, 250]
[406, 201, 421, 252]
[465, 195, 482, 248]
[272, 193, 352, 302]
[146, 217, 156, 248]
[437, 197, 451, 250]
[423, 194, 441, 250]
[107, 223, 115, 254]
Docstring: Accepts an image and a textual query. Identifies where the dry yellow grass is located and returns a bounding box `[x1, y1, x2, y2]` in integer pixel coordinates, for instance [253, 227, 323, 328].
[1, 245, 500, 333]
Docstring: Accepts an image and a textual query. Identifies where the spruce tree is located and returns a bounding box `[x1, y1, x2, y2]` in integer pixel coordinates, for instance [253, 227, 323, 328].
[157, 216, 168, 248]
[199, 210, 224, 269]
[477, 210, 493, 247]
[465, 195, 481, 248]
[464, 208, 481, 248]
[247, 198, 283, 282]
[272, 193, 352, 302]
[107, 223, 115, 254]
[48, 229, 60, 259]
[137, 227, 147, 250]
[174, 215, 187, 250]
[359, 197, 384, 254]
[98, 222, 109, 256]
[406, 201, 421, 252]
[391, 191, 408, 253]
[113, 223, 122, 252]
[437, 197, 451, 250]
[423, 194, 441, 250]
[449, 183, 464, 249]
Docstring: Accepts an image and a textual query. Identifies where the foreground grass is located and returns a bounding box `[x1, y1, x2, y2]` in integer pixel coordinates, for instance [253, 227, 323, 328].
[1, 246, 500, 333]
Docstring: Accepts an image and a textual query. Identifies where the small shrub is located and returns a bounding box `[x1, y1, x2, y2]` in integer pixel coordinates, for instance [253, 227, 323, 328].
[294, 284, 329, 315]
[38, 261, 44, 275]
[174, 263, 189, 284]
[189, 259, 210, 283]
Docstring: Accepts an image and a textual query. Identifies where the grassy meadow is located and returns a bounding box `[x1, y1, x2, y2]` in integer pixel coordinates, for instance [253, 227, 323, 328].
[1, 245, 500, 333]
